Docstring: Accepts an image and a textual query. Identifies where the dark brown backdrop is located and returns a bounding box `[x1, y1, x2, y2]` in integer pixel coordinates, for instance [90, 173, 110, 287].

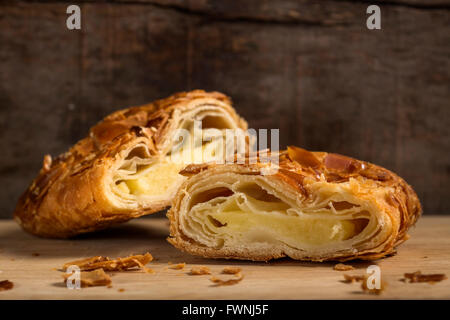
[1, 0, 449, 218]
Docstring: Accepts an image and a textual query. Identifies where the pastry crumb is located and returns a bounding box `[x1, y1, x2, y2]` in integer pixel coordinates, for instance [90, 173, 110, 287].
[190, 266, 211, 275]
[222, 266, 242, 275]
[62, 252, 153, 272]
[334, 263, 354, 271]
[403, 271, 447, 283]
[361, 276, 387, 295]
[342, 274, 365, 283]
[118, 288, 125, 292]
[32, 253, 40, 257]
[343, 274, 386, 295]
[62, 256, 108, 270]
[63, 268, 111, 288]
[169, 263, 186, 270]
[210, 273, 244, 286]
[131, 258, 154, 274]
[0, 280, 14, 292]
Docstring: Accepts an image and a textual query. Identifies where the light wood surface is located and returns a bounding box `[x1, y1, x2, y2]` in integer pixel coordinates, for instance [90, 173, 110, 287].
[0, 216, 449, 299]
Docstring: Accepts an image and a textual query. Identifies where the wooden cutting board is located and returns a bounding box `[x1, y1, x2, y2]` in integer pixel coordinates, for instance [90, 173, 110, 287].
[0, 216, 449, 299]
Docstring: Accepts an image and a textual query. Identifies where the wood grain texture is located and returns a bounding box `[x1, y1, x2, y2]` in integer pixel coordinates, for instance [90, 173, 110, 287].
[0, 216, 449, 299]
[0, 0, 449, 217]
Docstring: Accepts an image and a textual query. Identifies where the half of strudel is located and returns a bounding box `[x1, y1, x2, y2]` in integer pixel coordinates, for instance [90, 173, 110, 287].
[168, 146, 421, 261]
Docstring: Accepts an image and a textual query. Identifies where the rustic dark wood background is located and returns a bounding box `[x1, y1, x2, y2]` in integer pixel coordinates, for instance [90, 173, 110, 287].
[0, 0, 449, 218]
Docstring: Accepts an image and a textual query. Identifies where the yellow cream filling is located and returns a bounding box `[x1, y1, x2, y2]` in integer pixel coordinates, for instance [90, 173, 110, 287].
[118, 138, 220, 197]
[124, 161, 186, 196]
[208, 210, 357, 245]
[190, 192, 367, 247]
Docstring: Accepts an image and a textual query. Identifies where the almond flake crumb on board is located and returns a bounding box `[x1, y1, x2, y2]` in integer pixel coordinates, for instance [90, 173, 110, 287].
[361, 276, 387, 295]
[169, 263, 186, 270]
[210, 274, 244, 286]
[342, 274, 365, 283]
[62, 252, 153, 272]
[190, 266, 211, 275]
[342, 274, 386, 295]
[333, 263, 354, 271]
[0, 280, 14, 292]
[403, 271, 447, 283]
[222, 267, 242, 275]
[63, 268, 111, 288]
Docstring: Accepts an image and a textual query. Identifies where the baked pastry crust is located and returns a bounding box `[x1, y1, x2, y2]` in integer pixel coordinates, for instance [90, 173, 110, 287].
[14, 90, 247, 238]
[167, 146, 421, 261]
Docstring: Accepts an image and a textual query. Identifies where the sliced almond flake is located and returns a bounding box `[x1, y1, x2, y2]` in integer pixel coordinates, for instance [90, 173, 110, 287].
[0, 280, 13, 292]
[334, 263, 355, 271]
[361, 276, 387, 295]
[404, 271, 447, 283]
[222, 266, 242, 275]
[342, 274, 365, 283]
[169, 263, 186, 270]
[190, 266, 211, 275]
[63, 268, 111, 288]
[62, 252, 153, 272]
[210, 273, 244, 286]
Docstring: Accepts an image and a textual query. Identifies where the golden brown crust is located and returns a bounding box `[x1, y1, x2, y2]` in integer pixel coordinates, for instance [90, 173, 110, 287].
[167, 146, 422, 262]
[14, 90, 247, 238]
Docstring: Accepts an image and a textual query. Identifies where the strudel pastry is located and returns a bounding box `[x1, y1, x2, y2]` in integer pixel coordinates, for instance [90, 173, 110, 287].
[167, 146, 421, 261]
[14, 90, 247, 238]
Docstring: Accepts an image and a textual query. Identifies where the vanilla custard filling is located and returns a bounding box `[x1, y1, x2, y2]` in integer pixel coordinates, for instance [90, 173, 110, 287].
[209, 210, 359, 246]
[181, 182, 372, 250]
[119, 161, 186, 196]
[112, 127, 224, 201]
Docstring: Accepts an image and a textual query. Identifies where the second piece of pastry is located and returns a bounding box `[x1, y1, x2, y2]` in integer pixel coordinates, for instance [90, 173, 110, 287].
[167, 146, 421, 261]
[14, 90, 247, 238]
